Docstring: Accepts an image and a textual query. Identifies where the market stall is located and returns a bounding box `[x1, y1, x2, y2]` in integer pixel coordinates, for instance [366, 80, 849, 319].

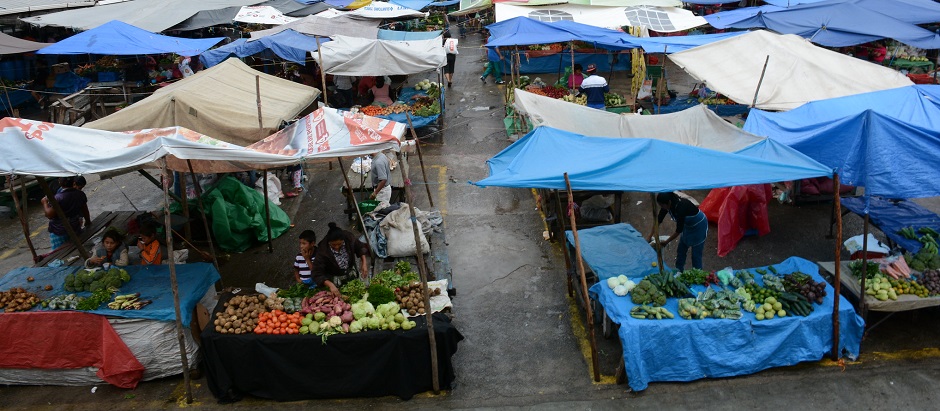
[590, 257, 863, 392]
[837, 196, 940, 255]
[314, 34, 446, 127]
[473, 126, 860, 388]
[0, 263, 219, 388]
[202, 293, 462, 402]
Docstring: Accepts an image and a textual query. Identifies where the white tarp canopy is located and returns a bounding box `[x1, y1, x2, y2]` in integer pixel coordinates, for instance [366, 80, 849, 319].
[249, 14, 379, 40]
[513, 89, 763, 152]
[85, 59, 320, 147]
[314, 35, 446, 76]
[20, 0, 263, 32]
[233, 5, 298, 25]
[247, 107, 406, 161]
[348, 1, 428, 19]
[494, 3, 706, 31]
[668, 30, 914, 111]
[0, 107, 405, 176]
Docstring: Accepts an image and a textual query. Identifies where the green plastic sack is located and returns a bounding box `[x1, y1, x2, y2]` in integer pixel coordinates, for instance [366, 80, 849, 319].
[554, 66, 572, 88]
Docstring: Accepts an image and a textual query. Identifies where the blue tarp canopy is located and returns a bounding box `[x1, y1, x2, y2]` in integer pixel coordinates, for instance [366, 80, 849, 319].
[377, 29, 442, 40]
[623, 31, 746, 53]
[474, 126, 832, 191]
[200, 30, 326, 67]
[841, 196, 940, 253]
[744, 85, 940, 198]
[37, 20, 223, 56]
[711, 2, 940, 48]
[565, 224, 664, 281]
[590, 256, 864, 391]
[390, 0, 434, 9]
[485, 17, 633, 50]
[762, 0, 940, 25]
[0, 263, 220, 327]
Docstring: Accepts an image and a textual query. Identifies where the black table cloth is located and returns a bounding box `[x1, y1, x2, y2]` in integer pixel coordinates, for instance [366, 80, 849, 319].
[201, 293, 463, 403]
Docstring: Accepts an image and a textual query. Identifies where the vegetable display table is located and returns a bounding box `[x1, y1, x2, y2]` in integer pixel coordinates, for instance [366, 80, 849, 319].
[588, 256, 864, 391]
[837, 196, 940, 254]
[201, 293, 464, 403]
[819, 261, 940, 313]
[651, 97, 748, 117]
[889, 59, 934, 74]
[0, 263, 218, 387]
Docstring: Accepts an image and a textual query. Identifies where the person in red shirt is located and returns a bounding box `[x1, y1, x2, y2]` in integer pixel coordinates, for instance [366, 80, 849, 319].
[870, 41, 887, 64]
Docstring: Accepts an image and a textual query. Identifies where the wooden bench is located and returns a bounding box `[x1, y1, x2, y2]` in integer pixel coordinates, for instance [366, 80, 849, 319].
[34, 211, 143, 268]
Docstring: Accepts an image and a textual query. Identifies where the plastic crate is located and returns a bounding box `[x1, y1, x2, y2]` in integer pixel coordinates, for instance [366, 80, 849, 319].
[358, 200, 381, 214]
[97, 71, 119, 82]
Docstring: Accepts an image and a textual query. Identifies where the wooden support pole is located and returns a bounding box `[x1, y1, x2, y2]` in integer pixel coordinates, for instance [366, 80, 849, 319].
[8, 175, 37, 261]
[179, 172, 191, 243]
[396, 151, 440, 393]
[650, 193, 665, 272]
[37, 177, 90, 260]
[162, 159, 193, 404]
[315, 36, 329, 107]
[405, 112, 434, 207]
[564, 173, 600, 383]
[337, 157, 374, 254]
[751, 55, 770, 108]
[554, 189, 574, 298]
[262, 169, 274, 253]
[187, 160, 222, 279]
[831, 173, 843, 360]
[138, 170, 184, 204]
[255, 75, 264, 138]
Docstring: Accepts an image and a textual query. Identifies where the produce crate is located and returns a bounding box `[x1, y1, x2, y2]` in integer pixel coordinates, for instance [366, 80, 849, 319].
[97, 71, 120, 82]
[358, 200, 381, 214]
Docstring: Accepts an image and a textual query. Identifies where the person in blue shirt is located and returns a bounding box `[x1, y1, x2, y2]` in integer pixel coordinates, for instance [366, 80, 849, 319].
[578, 64, 609, 110]
[481, 40, 504, 84]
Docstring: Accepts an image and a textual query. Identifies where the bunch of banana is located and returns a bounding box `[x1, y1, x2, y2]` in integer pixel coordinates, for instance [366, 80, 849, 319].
[107, 293, 151, 310]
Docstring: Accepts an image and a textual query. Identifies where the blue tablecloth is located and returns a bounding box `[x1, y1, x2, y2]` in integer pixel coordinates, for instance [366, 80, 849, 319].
[0, 88, 35, 114]
[841, 196, 940, 254]
[652, 97, 749, 117]
[0, 263, 220, 327]
[589, 256, 865, 391]
[565, 224, 662, 281]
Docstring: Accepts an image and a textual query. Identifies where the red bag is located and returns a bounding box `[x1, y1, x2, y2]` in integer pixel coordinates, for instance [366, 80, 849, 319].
[701, 185, 773, 257]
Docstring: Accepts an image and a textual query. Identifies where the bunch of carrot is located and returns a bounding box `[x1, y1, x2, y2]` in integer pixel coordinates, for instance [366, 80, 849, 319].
[253, 310, 303, 335]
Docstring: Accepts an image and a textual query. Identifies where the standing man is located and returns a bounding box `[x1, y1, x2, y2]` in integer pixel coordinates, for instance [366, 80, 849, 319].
[369, 150, 392, 205]
[333, 75, 355, 108]
[480, 34, 505, 85]
[578, 64, 609, 110]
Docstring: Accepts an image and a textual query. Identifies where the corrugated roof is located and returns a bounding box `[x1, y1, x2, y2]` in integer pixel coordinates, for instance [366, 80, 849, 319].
[0, 0, 95, 16]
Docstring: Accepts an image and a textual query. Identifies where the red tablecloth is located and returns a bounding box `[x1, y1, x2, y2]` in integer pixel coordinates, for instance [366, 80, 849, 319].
[0, 311, 144, 388]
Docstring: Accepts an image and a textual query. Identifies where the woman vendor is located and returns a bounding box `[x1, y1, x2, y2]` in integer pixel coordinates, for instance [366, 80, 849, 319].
[647, 192, 708, 272]
[311, 222, 370, 297]
[369, 76, 394, 106]
[86, 228, 129, 268]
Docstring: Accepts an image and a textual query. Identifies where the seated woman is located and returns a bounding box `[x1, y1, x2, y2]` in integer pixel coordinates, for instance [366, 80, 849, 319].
[369, 76, 394, 106]
[137, 222, 166, 265]
[311, 222, 370, 297]
[86, 228, 129, 268]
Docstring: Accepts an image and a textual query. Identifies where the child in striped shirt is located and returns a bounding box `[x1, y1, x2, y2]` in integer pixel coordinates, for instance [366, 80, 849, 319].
[294, 230, 317, 285]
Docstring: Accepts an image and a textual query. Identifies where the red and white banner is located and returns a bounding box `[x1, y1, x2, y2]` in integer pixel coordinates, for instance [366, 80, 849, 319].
[233, 6, 298, 25]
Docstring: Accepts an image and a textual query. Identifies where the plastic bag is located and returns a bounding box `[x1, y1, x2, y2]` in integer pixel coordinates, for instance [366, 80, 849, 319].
[580, 195, 614, 222]
[255, 282, 278, 296]
[700, 185, 772, 257]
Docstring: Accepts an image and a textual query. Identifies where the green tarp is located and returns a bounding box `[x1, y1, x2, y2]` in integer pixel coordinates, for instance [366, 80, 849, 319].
[176, 176, 291, 252]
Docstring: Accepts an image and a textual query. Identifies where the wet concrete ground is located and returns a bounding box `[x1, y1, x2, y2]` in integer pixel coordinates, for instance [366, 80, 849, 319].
[1, 32, 940, 410]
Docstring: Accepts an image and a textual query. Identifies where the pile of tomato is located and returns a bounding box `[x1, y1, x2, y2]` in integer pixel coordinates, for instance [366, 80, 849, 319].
[254, 310, 303, 335]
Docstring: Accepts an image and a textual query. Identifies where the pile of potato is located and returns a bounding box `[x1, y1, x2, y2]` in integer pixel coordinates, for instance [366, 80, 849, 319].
[1, 287, 41, 313]
[395, 281, 440, 316]
[214, 294, 267, 334]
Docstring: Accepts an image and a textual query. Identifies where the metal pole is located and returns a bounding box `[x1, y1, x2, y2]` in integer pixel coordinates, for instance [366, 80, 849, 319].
[162, 159, 193, 404]
[650, 193, 665, 273]
[396, 151, 440, 393]
[315, 36, 329, 107]
[262, 169, 274, 253]
[8, 175, 37, 261]
[405, 112, 434, 207]
[337, 157, 373, 253]
[564, 173, 601, 382]
[751, 55, 770, 108]
[831, 173, 843, 360]
[187, 160, 222, 278]
[37, 177, 90, 260]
